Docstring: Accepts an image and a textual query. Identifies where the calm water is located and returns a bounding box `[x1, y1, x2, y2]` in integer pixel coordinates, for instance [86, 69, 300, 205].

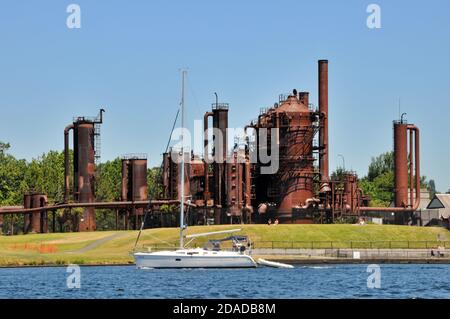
[0, 264, 449, 299]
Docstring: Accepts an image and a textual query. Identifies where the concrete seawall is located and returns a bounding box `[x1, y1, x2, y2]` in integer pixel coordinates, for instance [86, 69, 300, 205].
[252, 248, 450, 264]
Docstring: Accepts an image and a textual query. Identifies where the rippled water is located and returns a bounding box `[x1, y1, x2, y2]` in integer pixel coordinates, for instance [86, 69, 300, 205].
[0, 264, 449, 299]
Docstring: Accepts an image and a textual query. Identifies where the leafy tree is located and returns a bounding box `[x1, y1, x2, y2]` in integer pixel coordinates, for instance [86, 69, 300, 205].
[427, 179, 437, 198]
[367, 151, 394, 182]
[360, 171, 394, 207]
[147, 167, 163, 199]
[330, 167, 346, 180]
[0, 141, 11, 154]
[96, 158, 122, 202]
[360, 151, 431, 207]
[0, 144, 28, 206]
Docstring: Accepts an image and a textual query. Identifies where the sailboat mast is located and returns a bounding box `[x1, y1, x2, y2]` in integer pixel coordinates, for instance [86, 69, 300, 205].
[179, 70, 187, 249]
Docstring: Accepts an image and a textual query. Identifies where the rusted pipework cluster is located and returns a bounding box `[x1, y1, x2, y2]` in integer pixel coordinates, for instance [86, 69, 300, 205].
[1, 59, 425, 232]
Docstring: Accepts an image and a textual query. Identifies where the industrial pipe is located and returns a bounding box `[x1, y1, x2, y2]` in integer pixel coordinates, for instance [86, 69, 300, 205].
[203, 111, 213, 203]
[244, 158, 251, 208]
[64, 124, 74, 203]
[98, 109, 105, 123]
[359, 125, 420, 212]
[0, 200, 197, 215]
[409, 128, 414, 208]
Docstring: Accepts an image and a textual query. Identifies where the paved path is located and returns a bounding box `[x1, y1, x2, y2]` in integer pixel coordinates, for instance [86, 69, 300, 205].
[73, 233, 129, 254]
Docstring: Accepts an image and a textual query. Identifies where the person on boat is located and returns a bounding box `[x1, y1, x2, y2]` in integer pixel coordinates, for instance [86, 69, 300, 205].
[212, 242, 220, 251]
[268, 219, 272, 226]
[274, 219, 279, 225]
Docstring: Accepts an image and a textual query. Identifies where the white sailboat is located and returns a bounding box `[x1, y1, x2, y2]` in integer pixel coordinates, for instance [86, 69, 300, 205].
[133, 70, 257, 269]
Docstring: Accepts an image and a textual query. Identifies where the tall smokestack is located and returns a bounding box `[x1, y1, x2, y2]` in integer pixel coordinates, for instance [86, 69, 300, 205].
[318, 60, 329, 181]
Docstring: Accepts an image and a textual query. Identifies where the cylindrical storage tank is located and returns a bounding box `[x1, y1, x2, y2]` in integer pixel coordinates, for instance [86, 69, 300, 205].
[74, 122, 96, 231]
[212, 105, 229, 208]
[343, 173, 358, 213]
[30, 194, 48, 233]
[121, 159, 129, 201]
[394, 122, 409, 208]
[212, 106, 229, 164]
[131, 159, 148, 202]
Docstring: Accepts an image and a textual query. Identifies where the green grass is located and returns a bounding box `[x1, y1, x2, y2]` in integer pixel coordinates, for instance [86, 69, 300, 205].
[0, 225, 449, 266]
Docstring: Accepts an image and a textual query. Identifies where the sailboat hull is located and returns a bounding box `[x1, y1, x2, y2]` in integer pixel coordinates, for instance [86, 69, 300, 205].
[134, 250, 257, 269]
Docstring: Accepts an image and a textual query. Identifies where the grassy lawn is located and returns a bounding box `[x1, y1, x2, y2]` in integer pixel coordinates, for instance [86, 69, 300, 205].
[0, 225, 449, 266]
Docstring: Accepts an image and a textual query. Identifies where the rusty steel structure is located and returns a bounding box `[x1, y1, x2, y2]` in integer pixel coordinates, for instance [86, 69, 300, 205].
[121, 154, 149, 229]
[0, 59, 424, 234]
[159, 59, 422, 225]
[248, 91, 319, 223]
[22, 192, 49, 233]
[64, 109, 104, 231]
[359, 120, 421, 214]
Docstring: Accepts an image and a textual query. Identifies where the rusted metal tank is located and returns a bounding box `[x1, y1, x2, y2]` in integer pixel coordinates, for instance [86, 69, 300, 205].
[121, 156, 148, 229]
[131, 159, 148, 202]
[212, 103, 229, 209]
[276, 94, 316, 220]
[394, 121, 409, 208]
[28, 193, 48, 233]
[73, 122, 96, 231]
[252, 90, 317, 222]
[64, 110, 104, 232]
[163, 150, 191, 203]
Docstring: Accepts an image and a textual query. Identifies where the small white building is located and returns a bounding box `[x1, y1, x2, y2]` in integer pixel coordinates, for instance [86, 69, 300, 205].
[416, 194, 450, 228]
[427, 194, 450, 219]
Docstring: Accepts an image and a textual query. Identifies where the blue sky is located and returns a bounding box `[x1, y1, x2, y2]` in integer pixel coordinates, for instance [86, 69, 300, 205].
[0, 0, 449, 191]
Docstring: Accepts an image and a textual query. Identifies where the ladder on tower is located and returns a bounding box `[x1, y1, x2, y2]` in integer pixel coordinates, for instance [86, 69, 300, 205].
[94, 123, 101, 166]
